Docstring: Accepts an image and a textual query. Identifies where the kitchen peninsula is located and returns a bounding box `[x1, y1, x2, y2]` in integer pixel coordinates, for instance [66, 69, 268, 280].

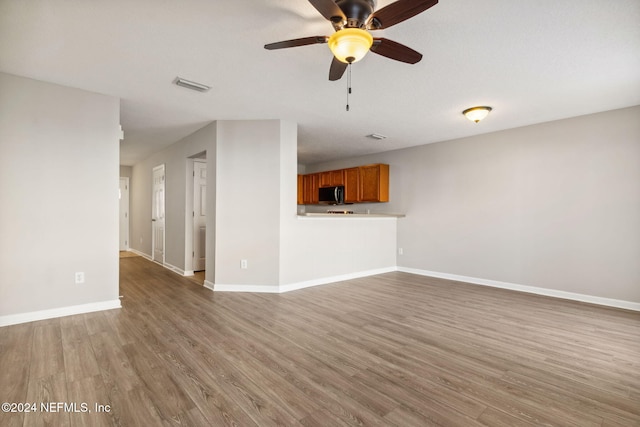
[298, 212, 405, 218]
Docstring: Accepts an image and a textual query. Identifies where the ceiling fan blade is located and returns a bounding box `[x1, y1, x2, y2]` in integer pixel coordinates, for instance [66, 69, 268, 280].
[308, 0, 346, 22]
[329, 57, 348, 81]
[368, 0, 437, 29]
[264, 36, 328, 50]
[370, 38, 423, 64]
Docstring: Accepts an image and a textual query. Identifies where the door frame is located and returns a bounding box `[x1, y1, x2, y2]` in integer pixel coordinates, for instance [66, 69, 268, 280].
[192, 159, 207, 272]
[151, 164, 165, 265]
[185, 154, 207, 275]
[119, 177, 130, 251]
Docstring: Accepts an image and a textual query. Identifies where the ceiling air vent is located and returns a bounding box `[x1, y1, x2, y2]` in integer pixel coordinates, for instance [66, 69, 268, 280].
[174, 77, 211, 92]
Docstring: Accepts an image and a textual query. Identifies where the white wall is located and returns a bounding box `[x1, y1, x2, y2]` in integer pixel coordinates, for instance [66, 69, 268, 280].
[280, 217, 398, 286]
[0, 73, 121, 323]
[307, 106, 640, 304]
[119, 165, 132, 178]
[214, 120, 283, 286]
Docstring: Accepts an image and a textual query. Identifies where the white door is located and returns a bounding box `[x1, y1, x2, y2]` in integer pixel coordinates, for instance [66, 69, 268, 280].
[152, 165, 165, 264]
[119, 177, 130, 251]
[193, 160, 207, 271]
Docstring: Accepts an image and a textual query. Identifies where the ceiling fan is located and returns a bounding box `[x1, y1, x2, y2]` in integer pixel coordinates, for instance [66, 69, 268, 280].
[264, 0, 438, 81]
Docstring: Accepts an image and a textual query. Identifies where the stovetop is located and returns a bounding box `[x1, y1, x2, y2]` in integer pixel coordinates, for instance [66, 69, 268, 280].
[326, 210, 354, 214]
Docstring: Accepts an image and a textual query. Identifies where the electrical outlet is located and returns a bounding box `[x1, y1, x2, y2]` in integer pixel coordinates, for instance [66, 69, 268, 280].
[398, 248, 404, 255]
[75, 272, 85, 284]
[240, 259, 248, 269]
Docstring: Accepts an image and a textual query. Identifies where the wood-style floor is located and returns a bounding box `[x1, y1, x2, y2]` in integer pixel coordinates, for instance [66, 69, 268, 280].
[1, 257, 639, 426]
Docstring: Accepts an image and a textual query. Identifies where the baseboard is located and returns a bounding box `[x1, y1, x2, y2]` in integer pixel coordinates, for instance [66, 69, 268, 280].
[129, 248, 152, 260]
[203, 280, 215, 291]
[0, 299, 122, 327]
[128, 250, 195, 277]
[279, 266, 398, 293]
[163, 262, 187, 276]
[398, 267, 640, 312]
[210, 267, 398, 294]
[212, 283, 281, 293]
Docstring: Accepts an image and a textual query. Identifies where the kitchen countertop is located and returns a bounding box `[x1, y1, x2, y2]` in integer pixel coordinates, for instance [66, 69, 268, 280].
[298, 212, 405, 218]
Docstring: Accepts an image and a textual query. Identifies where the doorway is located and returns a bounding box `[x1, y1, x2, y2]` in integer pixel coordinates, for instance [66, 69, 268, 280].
[152, 164, 165, 264]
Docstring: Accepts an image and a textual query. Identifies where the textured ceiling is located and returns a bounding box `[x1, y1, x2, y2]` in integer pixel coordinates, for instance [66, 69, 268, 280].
[1, 0, 639, 166]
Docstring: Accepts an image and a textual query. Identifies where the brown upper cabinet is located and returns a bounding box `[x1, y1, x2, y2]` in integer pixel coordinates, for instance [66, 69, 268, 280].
[320, 169, 345, 187]
[297, 175, 304, 205]
[359, 164, 389, 203]
[298, 164, 389, 205]
[302, 173, 319, 204]
[344, 167, 360, 203]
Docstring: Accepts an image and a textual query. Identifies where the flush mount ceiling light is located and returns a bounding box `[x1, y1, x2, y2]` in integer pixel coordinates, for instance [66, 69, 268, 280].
[462, 106, 492, 123]
[174, 77, 211, 92]
[328, 28, 374, 64]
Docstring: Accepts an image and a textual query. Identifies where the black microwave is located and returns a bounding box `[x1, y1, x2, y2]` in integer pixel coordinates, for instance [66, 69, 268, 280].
[318, 186, 344, 205]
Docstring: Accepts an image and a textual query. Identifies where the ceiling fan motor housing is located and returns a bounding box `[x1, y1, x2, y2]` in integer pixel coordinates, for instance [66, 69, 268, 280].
[336, 0, 375, 28]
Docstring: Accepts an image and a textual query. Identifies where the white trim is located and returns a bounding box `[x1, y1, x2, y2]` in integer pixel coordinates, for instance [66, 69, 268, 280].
[398, 267, 640, 312]
[210, 267, 397, 294]
[297, 215, 401, 220]
[129, 248, 152, 260]
[0, 299, 122, 327]
[279, 266, 398, 293]
[163, 262, 187, 276]
[119, 176, 130, 251]
[151, 163, 166, 265]
[127, 250, 194, 277]
[213, 284, 281, 293]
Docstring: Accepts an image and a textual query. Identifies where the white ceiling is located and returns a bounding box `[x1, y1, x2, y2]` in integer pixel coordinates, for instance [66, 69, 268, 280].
[1, 0, 639, 166]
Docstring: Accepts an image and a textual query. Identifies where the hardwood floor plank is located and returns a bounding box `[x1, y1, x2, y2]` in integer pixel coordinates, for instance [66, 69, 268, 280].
[29, 322, 65, 380]
[354, 367, 487, 426]
[0, 322, 33, 427]
[66, 375, 115, 427]
[168, 406, 212, 427]
[601, 416, 640, 427]
[384, 401, 485, 427]
[222, 333, 391, 424]
[61, 316, 101, 384]
[501, 369, 640, 423]
[119, 386, 168, 426]
[89, 331, 143, 393]
[477, 407, 540, 427]
[299, 409, 353, 427]
[152, 348, 259, 427]
[215, 338, 323, 419]
[137, 369, 197, 421]
[24, 372, 70, 427]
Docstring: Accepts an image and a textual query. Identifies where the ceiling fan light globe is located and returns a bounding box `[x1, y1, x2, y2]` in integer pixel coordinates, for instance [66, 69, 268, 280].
[328, 28, 373, 64]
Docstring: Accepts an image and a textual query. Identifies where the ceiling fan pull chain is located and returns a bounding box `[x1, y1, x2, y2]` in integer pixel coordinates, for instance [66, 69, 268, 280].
[346, 63, 352, 112]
